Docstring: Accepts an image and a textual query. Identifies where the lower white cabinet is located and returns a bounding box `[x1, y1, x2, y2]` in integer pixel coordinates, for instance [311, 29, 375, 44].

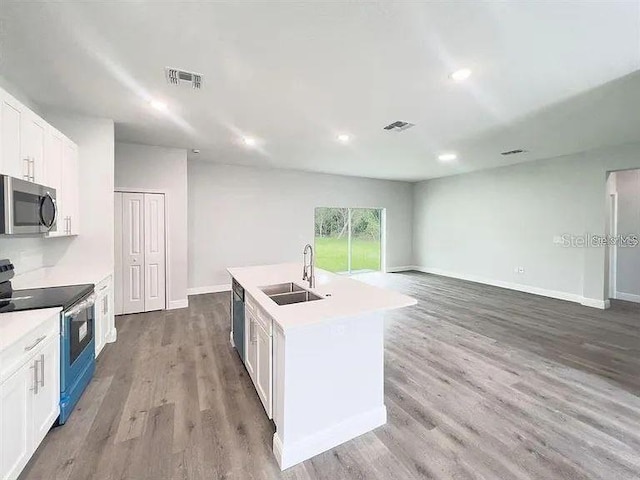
[245, 310, 257, 381]
[243, 297, 273, 419]
[0, 331, 60, 480]
[95, 275, 115, 357]
[255, 321, 273, 418]
[0, 362, 30, 480]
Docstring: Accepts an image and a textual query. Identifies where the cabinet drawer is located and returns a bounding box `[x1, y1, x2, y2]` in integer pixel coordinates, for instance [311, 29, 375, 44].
[0, 315, 59, 383]
[245, 294, 257, 315]
[96, 274, 113, 294]
[254, 306, 273, 336]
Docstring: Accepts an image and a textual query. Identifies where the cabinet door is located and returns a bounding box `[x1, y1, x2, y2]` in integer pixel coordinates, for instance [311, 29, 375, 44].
[95, 287, 110, 356]
[62, 140, 80, 235]
[0, 362, 33, 480]
[21, 111, 46, 184]
[0, 92, 24, 179]
[31, 337, 60, 447]
[244, 311, 257, 381]
[45, 129, 65, 237]
[255, 323, 273, 418]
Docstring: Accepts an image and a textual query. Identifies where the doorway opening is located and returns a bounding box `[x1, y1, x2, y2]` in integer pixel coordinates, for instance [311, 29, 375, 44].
[606, 170, 640, 304]
[314, 207, 384, 274]
[114, 191, 168, 315]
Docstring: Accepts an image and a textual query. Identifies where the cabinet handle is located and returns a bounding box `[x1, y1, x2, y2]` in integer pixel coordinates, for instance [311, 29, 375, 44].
[24, 335, 46, 351]
[39, 353, 45, 387]
[31, 361, 39, 394]
[23, 157, 31, 180]
[30, 158, 35, 181]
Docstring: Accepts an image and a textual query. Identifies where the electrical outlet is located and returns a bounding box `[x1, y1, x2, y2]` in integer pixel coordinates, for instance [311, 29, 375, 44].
[518, 266, 525, 274]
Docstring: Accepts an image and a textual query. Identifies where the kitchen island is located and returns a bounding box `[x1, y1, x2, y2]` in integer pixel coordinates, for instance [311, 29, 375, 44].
[227, 263, 416, 470]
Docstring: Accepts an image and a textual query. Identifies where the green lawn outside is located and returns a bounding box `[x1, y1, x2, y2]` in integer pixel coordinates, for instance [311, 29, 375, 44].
[315, 237, 381, 273]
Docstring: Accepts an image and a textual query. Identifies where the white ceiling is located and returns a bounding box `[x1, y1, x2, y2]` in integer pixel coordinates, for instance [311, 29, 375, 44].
[1, 1, 639, 181]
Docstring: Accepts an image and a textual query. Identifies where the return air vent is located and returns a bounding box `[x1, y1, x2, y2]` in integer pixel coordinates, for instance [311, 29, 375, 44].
[165, 67, 203, 89]
[383, 120, 415, 132]
[501, 149, 527, 156]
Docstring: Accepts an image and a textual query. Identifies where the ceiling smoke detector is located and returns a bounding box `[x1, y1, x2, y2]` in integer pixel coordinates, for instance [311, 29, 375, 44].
[501, 149, 528, 156]
[383, 120, 415, 132]
[165, 67, 203, 89]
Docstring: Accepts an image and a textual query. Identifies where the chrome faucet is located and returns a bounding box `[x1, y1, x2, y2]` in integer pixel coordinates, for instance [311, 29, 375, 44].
[302, 244, 315, 288]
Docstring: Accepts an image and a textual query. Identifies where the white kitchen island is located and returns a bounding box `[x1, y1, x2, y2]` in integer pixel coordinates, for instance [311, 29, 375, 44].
[227, 263, 416, 470]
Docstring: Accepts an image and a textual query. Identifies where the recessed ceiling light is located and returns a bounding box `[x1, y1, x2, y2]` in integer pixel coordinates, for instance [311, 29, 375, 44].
[438, 153, 457, 162]
[150, 99, 168, 111]
[450, 68, 472, 82]
[337, 134, 350, 143]
[243, 136, 256, 147]
[192, 149, 200, 154]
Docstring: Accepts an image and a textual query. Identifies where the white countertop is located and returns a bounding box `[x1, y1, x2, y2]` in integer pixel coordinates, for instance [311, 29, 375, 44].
[10, 264, 113, 290]
[0, 307, 61, 354]
[227, 263, 417, 330]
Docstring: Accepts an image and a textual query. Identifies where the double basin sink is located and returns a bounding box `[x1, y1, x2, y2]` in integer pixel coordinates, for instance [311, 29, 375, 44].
[260, 282, 324, 306]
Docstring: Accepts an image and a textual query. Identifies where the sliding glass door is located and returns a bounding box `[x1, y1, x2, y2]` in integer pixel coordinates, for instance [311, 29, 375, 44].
[314, 207, 382, 274]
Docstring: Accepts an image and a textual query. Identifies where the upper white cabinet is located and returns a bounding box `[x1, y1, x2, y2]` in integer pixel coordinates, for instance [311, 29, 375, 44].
[21, 110, 46, 184]
[0, 91, 24, 179]
[0, 84, 80, 237]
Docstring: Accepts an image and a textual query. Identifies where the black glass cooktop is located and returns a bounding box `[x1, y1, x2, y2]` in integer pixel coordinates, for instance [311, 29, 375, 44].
[0, 283, 94, 313]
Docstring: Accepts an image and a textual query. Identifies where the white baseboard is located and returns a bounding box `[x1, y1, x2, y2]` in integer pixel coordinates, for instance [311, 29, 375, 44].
[386, 265, 418, 273]
[167, 299, 189, 310]
[616, 292, 640, 304]
[273, 405, 387, 470]
[413, 266, 610, 310]
[187, 284, 231, 296]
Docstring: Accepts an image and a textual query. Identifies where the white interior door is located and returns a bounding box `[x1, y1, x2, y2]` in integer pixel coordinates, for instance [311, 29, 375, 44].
[143, 193, 166, 312]
[122, 193, 145, 314]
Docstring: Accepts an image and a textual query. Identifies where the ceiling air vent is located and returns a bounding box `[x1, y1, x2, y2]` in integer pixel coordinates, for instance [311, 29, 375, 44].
[165, 67, 203, 89]
[501, 149, 527, 156]
[383, 120, 415, 132]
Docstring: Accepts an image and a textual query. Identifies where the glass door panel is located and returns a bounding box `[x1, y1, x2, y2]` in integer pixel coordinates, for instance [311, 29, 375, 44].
[314, 207, 349, 273]
[350, 208, 381, 272]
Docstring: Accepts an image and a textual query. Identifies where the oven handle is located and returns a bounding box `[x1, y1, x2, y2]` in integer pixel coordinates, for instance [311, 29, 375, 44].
[65, 294, 96, 318]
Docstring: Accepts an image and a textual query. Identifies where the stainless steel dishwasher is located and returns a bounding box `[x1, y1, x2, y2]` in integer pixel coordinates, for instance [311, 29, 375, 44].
[231, 279, 245, 361]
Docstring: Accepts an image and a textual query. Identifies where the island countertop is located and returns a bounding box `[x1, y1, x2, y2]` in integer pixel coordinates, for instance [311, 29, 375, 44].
[227, 263, 416, 330]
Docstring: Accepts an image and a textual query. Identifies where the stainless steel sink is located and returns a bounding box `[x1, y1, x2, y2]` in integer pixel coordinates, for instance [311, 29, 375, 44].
[268, 290, 324, 306]
[259, 282, 307, 296]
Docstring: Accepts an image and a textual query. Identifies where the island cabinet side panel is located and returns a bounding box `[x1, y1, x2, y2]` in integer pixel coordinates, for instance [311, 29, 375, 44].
[274, 312, 386, 470]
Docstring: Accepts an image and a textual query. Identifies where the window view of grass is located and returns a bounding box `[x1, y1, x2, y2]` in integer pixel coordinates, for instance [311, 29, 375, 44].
[314, 207, 382, 273]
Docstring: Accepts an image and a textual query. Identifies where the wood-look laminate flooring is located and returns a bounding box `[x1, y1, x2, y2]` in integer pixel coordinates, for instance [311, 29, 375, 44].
[19, 271, 640, 480]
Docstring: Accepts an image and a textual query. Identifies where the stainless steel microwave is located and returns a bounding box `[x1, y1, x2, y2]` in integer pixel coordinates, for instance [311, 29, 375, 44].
[0, 175, 57, 235]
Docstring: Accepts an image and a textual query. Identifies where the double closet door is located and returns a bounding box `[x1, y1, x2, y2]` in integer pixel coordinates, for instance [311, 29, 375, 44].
[115, 192, 166, 315]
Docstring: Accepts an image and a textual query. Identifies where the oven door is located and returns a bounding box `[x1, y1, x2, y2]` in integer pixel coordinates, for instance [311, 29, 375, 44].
[1, 176, 57, 235]
[60, 295, 96, 393]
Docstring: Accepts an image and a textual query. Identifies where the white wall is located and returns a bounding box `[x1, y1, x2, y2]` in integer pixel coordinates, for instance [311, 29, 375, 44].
[612, 169, 640, 301]
[188, 163, 414, 290]
[413, 142, 640, 307]
[115, 142, 188, 309]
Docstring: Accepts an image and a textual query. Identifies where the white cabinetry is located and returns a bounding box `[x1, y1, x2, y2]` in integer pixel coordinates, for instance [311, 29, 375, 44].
[95, 275, 115, 357]
[0, 312, 60, 480]
[243, 294, 273, 418]
[255, 320, 273, 417]
[244, 310, 257, 381]
[0, 90, 25, 180]
[0, 84, 80, 237]
[0, 362, 30, 480]
[21, 111, 46, 184]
